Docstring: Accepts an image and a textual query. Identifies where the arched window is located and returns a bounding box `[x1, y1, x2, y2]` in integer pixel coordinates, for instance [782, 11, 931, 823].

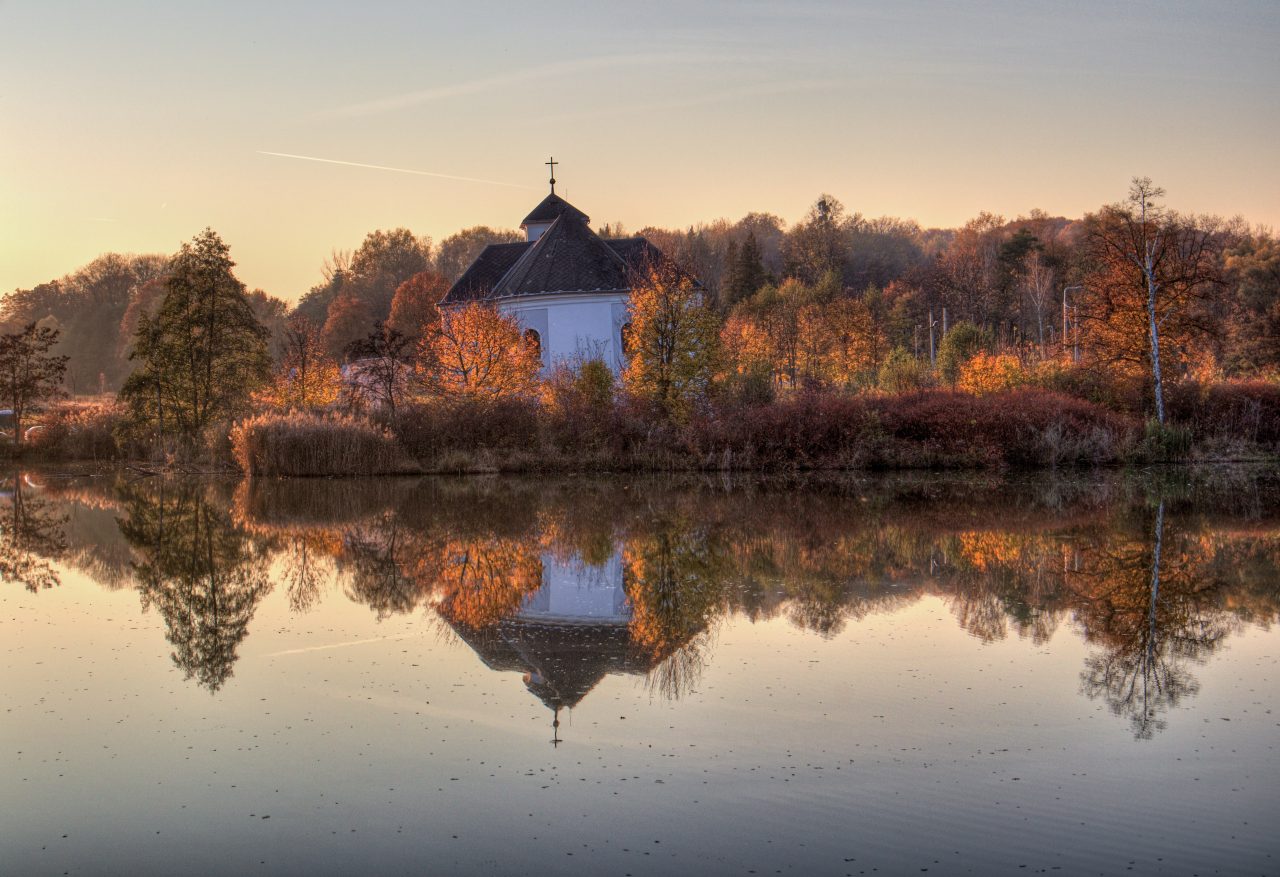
[523, 328, 542, 360]
[619, 322, 635, 356]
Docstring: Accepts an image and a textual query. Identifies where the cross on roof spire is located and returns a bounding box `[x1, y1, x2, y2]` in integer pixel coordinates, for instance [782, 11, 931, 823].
[546, 156, 558, 194]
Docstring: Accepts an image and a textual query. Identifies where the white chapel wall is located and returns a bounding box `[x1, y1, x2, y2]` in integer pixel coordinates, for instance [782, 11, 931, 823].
[499, 292, 631, 373]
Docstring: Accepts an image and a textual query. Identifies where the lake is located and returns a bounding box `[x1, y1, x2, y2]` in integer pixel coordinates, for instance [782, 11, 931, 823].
[2, 468, 1278, 876]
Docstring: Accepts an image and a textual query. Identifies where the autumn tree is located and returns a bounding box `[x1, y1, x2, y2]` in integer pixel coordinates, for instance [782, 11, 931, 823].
[421, 303, 540, 401]
[346, 228, 433, 321]
[1021, 250, 1056, 356]
[118, 229, 270, 447]
[321, 290, 374, 359]
[1221, 231, 1280, 376]
[1, 253, 169, 392]
[936, 321, 989, 386]
[387, 270, 448, 342]
[0, 323, 68, 444]
[623, 263, 719, 419]
[260, 316, 341, 411]
[845, 216, 926, 292]
[1083, 179, 1223, 423]
[927, 213, 1005, 328]
[783, 195, 849, 284]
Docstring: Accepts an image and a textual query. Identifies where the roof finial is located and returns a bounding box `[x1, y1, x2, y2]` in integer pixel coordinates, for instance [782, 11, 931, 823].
[551, 705, 562, 747]
[546, 156, 558, 194]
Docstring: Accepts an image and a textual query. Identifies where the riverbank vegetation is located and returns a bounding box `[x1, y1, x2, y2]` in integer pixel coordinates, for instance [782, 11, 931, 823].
[3, 181, 1278, 473]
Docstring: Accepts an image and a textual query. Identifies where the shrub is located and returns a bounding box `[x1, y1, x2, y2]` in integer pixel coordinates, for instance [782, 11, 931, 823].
[958, 352, 1027, 395]
[718, 363, 775, 407]
[230, 410, 421, 477]
[877, 347, 930, 394]
[390, 396, 542, 464]
[873, 388, 1136, 468]
[541, 358, 616, 451]
[1136, 418, 1193, 462]
[936, 322, 989, 386]
[1165, 380, 1280, 448]
[688, 392, 881, 469]
[21, 402, 122, 461]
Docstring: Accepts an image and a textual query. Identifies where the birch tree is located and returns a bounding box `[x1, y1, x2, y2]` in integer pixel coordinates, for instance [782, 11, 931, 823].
[1083, 179, 1222, 424]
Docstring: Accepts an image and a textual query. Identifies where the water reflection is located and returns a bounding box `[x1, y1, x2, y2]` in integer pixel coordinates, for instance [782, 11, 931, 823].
[118, 478, 273, 691]
[0, 471, 68, 592]
[8, 468, 1280, 737]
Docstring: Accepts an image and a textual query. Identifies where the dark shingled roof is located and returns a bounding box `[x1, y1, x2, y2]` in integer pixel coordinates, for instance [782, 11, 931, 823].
[490, 214, 631, 298]
[440, 195, 699, 306]
[521, 193, 589, 227]
[444, 241, 531, 304]
[448, 619, 642, 712]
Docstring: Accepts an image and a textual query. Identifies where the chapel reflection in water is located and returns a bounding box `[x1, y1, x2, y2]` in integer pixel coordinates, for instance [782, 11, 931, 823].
[9, 469, 1280, 737]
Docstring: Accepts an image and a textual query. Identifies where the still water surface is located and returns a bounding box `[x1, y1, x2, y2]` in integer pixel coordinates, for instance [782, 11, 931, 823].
[2, 468, 1278, 876]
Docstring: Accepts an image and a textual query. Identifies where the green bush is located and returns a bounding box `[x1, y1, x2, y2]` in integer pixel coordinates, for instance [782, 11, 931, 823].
[936, 322, 989, 386]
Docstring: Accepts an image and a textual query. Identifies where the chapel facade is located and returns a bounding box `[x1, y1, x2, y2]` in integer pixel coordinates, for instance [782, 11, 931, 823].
[439, 169, 688, 373]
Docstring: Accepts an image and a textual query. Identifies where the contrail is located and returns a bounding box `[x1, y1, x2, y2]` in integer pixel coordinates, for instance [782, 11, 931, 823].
[257, 151, 532, 189]
[263, 632, 422, 657]
[328, 52, 716, 118]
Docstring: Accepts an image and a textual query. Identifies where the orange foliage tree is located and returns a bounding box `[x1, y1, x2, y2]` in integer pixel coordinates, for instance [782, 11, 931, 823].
[1082, 179, 1223, 423]
[420, 303, 541, 401]
[622, 263, 719, 420]
[257, 316, 341, 410]
[958, 351, 1026, 395]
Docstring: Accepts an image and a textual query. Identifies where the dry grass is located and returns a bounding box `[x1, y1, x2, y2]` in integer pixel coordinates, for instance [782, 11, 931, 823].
[231, 410, 421, 477]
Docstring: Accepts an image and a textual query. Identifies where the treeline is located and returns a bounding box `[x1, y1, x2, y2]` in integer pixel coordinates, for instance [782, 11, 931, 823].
[3, 181, 1279, 470]
[6, 188, 1277, 396]
[0, 225, 524, 392]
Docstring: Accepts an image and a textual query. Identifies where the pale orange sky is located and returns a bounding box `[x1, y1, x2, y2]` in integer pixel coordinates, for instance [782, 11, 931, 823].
[3, 0, 1277, 302]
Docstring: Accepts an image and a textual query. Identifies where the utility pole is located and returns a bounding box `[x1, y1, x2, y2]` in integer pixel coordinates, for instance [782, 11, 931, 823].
[1062, 285, 1084, 362]
[928, 310, 937, 368]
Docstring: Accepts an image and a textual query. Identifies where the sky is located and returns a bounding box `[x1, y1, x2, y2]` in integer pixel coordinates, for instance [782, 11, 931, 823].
[2, 0, 1277, 302]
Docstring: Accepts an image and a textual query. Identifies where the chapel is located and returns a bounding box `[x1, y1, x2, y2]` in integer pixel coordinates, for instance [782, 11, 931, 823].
[440, 160, 690, 373]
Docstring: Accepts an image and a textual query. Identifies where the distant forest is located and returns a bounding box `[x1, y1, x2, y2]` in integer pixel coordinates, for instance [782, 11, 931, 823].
[3, 192, 1277, 395]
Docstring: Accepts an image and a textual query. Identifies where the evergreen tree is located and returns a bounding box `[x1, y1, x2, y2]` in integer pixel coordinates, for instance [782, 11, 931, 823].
[119, 229, 270, 448]
[724, 231, 769, 307]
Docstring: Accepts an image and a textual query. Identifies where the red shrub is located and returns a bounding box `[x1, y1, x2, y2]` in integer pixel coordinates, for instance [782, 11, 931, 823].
[391, 396, 541, 459]
[1166, 381, 1280, 447]
[872, 389, 1136, 467]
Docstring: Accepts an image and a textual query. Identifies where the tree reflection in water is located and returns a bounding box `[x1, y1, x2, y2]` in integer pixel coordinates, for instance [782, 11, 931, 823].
[1075, 501, 1232, 739]
[119, 479, 272, 692]
[0, 471, 68, 592]
[22, 470, 1280, 732]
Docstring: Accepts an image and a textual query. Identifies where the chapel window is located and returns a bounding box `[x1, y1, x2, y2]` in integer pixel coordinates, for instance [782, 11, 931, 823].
[523, 328, 542, 359]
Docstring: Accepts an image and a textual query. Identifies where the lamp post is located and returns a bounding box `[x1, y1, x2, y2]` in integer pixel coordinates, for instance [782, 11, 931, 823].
[1063, 285, 1084, 363]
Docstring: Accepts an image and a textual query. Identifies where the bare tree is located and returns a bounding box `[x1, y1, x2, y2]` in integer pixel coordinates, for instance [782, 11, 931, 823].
[1022, 251, 1056, 357]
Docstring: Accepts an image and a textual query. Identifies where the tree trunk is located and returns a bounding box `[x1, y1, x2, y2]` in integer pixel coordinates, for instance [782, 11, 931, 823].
[1143, 500, 1164, 723]
[1144, 246, 1166, 425]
